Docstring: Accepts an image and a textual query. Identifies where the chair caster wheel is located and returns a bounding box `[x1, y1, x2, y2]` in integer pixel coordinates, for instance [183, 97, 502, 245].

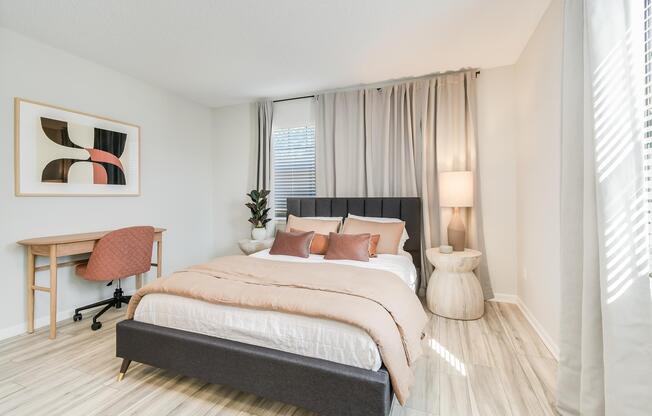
[91, 322, 102, 331]
[73, 313, 82, 322]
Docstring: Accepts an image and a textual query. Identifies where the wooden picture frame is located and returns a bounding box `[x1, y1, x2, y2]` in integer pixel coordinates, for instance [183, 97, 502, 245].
[14, 98, 141, 196]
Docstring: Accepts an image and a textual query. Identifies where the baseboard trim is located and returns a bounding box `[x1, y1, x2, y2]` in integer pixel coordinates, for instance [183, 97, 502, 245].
[514, 298, 560, 361]
[0, 290, 137, 342]
[0, 307, 76, 341]
[490, 292, 559, 361]
[491, 292, 518, 304]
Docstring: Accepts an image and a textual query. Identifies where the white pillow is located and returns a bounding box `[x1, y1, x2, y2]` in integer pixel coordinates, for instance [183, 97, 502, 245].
[299, 216, 344, 229]
[347, 214, 409, 250]
[283, 216, 344, 232]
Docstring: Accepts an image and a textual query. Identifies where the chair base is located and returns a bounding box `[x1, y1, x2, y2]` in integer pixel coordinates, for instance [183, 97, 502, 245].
[74, 285, 130, 331]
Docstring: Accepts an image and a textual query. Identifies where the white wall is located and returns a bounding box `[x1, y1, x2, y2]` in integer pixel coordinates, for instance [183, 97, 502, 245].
[476, 66, 519, 297]
[0, 28, 214, 338]
[211, 103, 258, 255]
[513, 0, 563, 353]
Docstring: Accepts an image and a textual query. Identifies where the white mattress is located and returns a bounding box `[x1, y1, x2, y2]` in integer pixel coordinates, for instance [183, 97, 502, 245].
[134, 250, 418, 371]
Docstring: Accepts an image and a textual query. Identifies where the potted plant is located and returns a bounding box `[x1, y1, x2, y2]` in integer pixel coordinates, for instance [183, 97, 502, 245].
[246, 189, 271, 240]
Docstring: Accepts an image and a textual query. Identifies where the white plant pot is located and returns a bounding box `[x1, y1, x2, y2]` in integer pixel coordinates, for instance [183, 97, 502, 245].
[251, 227, 267, 241]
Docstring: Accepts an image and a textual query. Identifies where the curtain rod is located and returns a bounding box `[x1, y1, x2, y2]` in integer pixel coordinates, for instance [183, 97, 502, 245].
[271, 70, 481, 103]
[273, 95, 314, 103]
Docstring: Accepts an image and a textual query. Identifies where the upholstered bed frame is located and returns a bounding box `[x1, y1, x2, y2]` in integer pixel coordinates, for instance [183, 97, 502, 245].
[286, 197, 422, 269]
[116, 197, 421, 416]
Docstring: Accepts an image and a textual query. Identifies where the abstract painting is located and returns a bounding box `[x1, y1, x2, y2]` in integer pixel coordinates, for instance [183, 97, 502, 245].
[14, 98, 140, 196]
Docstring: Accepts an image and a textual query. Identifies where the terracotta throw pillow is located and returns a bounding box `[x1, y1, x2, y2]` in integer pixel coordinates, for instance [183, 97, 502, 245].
[324, 232, 371, 262]
[341, 217, 405, 255]
[290, 228, 329, 255]
[285, 215, 341, 234]
[368, 234, 381, 257]
[269, 230, 314, 258]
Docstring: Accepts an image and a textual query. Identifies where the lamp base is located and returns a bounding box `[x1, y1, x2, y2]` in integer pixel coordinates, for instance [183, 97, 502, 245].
[447, 207, 466, 251]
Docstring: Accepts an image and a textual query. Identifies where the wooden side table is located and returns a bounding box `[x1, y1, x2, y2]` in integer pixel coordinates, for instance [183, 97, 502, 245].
[425, 247, 484, 320]
[238, 238, 274, 255]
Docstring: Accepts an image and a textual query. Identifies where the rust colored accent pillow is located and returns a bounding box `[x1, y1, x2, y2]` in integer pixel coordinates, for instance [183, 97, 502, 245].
[291, 228, 329, 255]
[269, 230, 314, 258]
[324, 232, 371, 262]
[368, 234, 381, 257]
[342, 217, 405, 255]
[285, 215, 341, 234]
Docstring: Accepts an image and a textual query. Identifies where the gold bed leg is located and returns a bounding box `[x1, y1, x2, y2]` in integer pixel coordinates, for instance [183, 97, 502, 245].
[117, 358, 131, 382]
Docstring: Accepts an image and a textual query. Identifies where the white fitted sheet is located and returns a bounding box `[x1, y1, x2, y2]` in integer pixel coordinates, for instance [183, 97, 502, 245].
[134, 251, 418, 371]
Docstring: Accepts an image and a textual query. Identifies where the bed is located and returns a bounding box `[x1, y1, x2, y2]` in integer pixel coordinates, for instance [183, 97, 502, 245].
[116, 197, 422, 416]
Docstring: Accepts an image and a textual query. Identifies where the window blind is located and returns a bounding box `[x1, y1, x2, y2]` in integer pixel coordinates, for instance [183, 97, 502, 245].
[272, 125, 316, 218]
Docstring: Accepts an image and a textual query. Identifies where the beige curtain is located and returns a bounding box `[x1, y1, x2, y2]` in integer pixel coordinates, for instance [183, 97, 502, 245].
[315, 91, 367, 195]
[316, 71, 493, 299]
[558, 0, 652, 415]
[256, 101, 274, 190]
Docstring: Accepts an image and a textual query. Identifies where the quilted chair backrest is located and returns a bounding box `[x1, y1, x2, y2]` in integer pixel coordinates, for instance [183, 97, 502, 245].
[84, 226, 155, 281]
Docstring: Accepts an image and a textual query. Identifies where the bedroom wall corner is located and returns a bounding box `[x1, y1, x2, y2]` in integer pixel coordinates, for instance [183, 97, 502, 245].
[211, 102, 259, 256]
[476, 65, 519, 297]
[513, 0, 563, 350]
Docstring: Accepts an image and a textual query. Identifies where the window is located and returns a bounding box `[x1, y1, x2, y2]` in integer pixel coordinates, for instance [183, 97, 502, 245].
[271, 114, 316, 218]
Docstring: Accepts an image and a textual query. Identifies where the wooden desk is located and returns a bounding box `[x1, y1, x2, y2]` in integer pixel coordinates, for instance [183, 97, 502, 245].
[17, 228, 165, 339]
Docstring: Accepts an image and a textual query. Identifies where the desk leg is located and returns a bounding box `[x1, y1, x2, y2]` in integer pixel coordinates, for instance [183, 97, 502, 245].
[135, 273, 143, 290]
[27, 246, 35, 334]
[49, 245, 57, 339]
[156, 240, 163, 278]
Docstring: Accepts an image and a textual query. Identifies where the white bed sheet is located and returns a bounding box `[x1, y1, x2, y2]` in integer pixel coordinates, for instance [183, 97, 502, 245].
[134, 250, 418, 371]
[251, 248, 418, 292]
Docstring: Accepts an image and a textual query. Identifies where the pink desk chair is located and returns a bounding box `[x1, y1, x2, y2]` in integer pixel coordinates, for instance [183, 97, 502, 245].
[73, 226, 154, 330]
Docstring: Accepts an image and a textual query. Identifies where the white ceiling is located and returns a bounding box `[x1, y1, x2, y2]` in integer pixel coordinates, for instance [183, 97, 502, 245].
[0, 0, 550, 108]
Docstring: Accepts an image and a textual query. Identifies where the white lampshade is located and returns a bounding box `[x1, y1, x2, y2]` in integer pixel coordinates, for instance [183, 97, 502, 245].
[439, 171, 473, 207]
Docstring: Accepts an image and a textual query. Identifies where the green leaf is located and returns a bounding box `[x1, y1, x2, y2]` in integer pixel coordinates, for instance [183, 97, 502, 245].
[247, 189, 273, 225]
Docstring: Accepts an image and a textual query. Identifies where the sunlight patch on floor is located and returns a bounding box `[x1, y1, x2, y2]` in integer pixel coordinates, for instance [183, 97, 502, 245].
[428, 338, 466, 376]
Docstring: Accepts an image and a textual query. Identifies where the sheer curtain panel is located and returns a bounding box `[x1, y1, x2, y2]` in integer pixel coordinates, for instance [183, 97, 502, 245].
[558, 1, 652, 414]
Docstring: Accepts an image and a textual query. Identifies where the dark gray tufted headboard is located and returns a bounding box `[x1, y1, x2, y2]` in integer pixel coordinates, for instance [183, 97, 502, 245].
[286, 197, 422, 269]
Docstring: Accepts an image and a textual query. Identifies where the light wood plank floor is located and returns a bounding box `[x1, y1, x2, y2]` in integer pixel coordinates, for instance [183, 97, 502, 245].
[0, 301, 558, 416]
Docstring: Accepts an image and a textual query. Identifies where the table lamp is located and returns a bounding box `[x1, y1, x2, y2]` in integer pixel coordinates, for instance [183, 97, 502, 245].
[439, 171, 473, 251]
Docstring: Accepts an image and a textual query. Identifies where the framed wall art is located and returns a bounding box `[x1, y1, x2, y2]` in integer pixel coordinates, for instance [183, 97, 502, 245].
[14, 98, 140, 196]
